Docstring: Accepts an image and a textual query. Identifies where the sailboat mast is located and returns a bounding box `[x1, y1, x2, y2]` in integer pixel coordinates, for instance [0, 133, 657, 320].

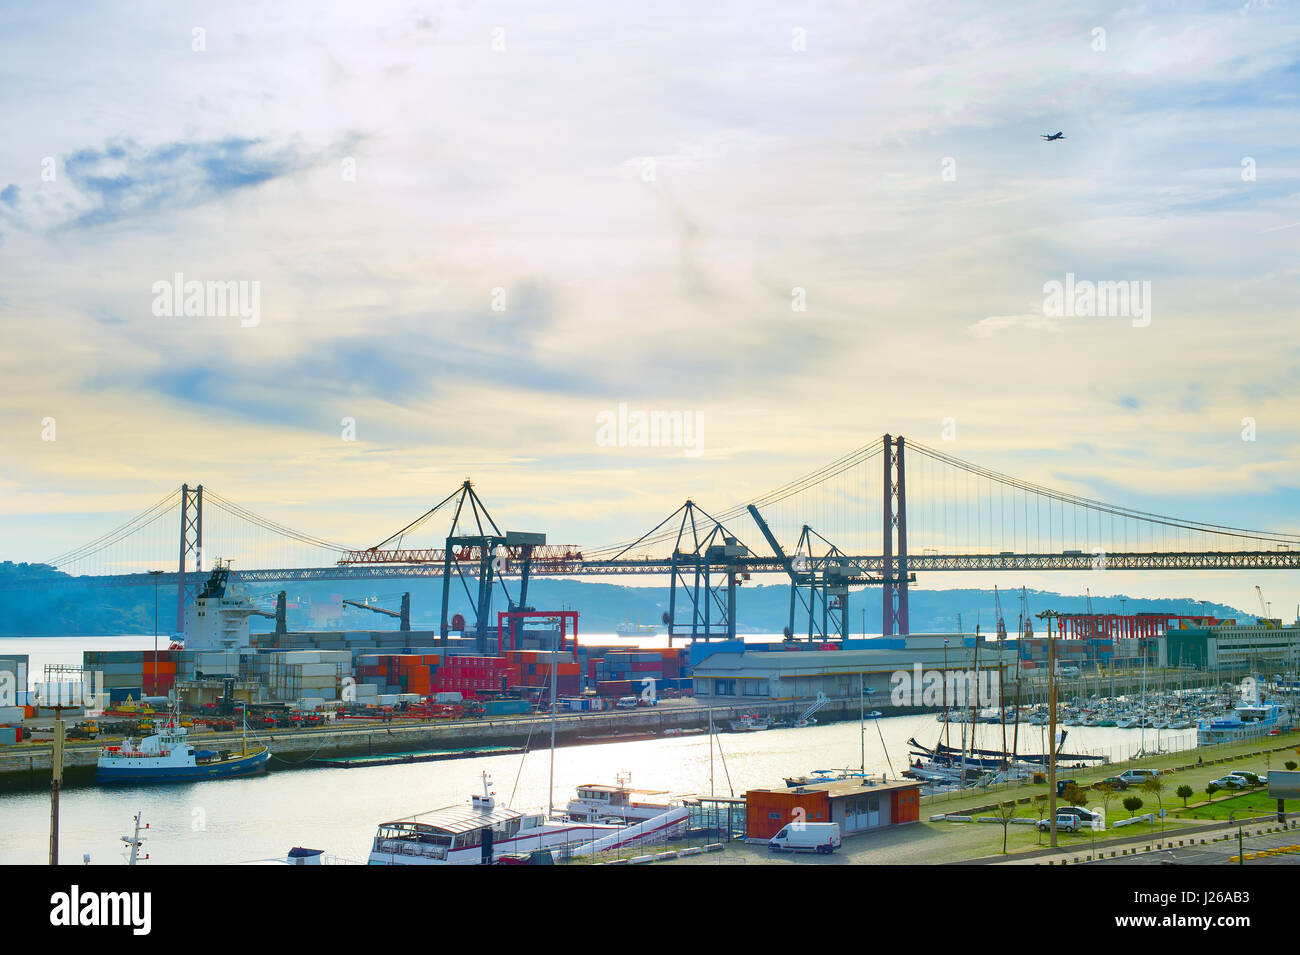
[859, 672, 865, 774]
[548, 643, 558, 818]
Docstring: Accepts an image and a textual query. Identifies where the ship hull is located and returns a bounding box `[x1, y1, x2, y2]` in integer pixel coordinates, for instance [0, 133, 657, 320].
[97, 748, 271, 783]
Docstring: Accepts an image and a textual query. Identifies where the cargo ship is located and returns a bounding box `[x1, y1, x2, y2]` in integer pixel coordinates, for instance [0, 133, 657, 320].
[97, 710, 270, 783]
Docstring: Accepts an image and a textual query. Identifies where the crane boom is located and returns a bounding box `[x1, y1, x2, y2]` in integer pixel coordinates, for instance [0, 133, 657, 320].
[343, 593, 411, 631]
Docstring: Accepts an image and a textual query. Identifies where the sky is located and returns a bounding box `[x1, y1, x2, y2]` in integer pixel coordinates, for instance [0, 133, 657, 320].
[1, 0, 1299, 612]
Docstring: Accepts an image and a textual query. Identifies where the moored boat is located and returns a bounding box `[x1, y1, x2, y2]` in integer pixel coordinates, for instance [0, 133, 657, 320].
[96, 708, 269, 783]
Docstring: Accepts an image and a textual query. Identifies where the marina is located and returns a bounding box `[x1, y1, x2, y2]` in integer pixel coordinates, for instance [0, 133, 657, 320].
[2, 1, 1296, 942]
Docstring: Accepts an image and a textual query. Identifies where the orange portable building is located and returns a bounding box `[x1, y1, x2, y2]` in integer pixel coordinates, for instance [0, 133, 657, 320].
[745, 778, 923, 841]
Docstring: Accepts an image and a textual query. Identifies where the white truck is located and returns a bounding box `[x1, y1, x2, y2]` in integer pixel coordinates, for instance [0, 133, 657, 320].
[768, 822, 842, 855]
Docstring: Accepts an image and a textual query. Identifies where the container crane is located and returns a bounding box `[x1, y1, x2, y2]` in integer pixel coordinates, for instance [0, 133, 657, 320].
[343, 593, 411, 631]
[248, 591, 287, 634]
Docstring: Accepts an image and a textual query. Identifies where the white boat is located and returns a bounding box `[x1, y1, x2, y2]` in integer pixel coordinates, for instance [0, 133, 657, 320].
[728, 716, 770, 732]
[1197, 700, 1292, 746]
[368, 774, 621, 865]
[564, 775, 676, 824]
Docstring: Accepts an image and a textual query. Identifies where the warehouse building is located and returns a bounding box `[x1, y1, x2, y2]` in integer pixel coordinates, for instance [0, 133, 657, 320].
[1164, 622, 1300, 671]
[691, 634, 1017, 705]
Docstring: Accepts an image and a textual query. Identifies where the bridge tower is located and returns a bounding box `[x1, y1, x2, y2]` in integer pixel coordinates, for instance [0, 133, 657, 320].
[176, 483, 203, 633]
[882, 435, 909, 636]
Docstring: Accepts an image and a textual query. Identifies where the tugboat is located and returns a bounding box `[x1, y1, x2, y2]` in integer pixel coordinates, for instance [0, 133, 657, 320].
[97, 705, 270, 783]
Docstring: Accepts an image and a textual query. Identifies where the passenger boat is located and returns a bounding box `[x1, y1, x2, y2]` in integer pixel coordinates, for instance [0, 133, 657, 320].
[96, 708, 269, 783]
[1197, 700, 1292, 746]
[564, 775, 677, 824]
[368, 774, 624, 865]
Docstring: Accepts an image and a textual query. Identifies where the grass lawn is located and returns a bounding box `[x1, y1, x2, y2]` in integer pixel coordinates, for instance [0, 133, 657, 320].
[1175, 787, 1283, 821]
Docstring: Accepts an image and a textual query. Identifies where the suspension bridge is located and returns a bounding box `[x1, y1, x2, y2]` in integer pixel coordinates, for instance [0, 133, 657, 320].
[17, 434, 1300, 643]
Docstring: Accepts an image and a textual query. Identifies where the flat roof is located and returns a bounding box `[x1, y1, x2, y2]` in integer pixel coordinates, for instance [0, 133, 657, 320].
[748, 778, 921, 799]
[382, 802, 525, 835]
[693, 646, 1016, 678]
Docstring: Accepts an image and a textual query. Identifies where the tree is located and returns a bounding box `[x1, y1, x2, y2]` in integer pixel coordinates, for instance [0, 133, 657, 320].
[995, 801, 1018, 855]
[1122, 796, 1144, 817]
[1032, 794, 1049, 845]
[1141, 775, 1165, 831]
[1176, 784, 1193, 807]
[1061, 783, 1089, 808]
[1096, 782, 1120, 821]
[1205, 782, 1221, 803]
[1285, 761, 1297, 772]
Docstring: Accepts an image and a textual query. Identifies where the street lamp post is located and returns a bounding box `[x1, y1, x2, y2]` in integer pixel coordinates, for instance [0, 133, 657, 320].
[1037, 610, 1062, 848]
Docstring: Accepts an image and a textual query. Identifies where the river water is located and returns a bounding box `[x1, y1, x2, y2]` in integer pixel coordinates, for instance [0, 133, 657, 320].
[0, 635, 1195, 865]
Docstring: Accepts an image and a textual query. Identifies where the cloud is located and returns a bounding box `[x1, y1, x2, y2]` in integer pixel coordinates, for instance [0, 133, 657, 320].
[969, 313, 1063, 337]
[13, 137, 320, 231]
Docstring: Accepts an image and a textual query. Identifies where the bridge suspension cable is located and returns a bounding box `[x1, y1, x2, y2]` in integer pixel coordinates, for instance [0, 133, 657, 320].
[905, 439, 1300, 550]
[585, 439, 885, 559]
[45, 486, 183, 567]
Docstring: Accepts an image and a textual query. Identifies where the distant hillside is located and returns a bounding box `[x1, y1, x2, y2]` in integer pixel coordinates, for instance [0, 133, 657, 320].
[0, 561, 1251, 637]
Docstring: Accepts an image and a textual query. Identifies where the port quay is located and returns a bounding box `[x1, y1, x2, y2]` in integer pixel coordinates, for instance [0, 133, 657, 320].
[5, 0, 1298, 941]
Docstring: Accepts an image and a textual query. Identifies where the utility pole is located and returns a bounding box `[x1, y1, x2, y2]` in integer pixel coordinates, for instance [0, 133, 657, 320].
[1037, 610, 1062, 848]
[48, 700, 75, 865]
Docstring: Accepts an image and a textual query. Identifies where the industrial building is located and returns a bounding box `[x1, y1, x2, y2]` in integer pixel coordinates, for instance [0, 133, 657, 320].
[745, 777, 922, 840]
[1164, 621, 1300, 671]
[690, 634, 1017, 705]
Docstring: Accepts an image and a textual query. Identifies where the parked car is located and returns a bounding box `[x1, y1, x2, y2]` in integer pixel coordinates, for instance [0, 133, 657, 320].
[1057, 806, 1101, 825]
[1036, 813, 1083, 833]
[768, 822, 842, 854]
[1210, 775, 1248, 790]
[1227, 771, 1265, 786]
[1092, 776, 1128, 790]
[1117, 769, 1159, 786]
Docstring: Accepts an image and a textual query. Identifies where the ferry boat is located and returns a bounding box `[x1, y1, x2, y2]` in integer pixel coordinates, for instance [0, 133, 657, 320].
[368, 774, 623, 865]
[616, 619, 659, 637]
[564, 774, 676, 824]
[97, 710, 270, 783]
[1197, 700, 1292, 746]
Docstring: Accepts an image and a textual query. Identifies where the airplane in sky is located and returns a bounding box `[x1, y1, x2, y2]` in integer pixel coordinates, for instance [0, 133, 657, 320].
[1041, 131, 1066, 141]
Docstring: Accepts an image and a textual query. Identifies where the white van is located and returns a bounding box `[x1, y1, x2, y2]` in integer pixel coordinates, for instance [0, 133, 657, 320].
[768, 822, 842, 855]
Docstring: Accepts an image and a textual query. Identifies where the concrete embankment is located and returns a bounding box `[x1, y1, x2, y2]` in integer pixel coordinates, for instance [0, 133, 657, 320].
[0, 696, 891, 791]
